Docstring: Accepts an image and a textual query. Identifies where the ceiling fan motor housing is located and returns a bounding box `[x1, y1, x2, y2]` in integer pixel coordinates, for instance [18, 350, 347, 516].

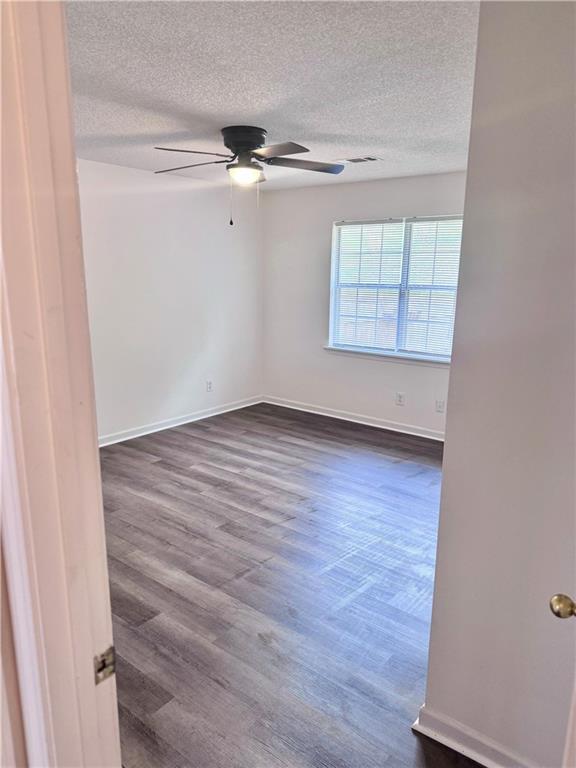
[221, 126, 267, 157]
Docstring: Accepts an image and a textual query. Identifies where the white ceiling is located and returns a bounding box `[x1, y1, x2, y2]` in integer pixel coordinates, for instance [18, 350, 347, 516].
[66, 1, 479, 190]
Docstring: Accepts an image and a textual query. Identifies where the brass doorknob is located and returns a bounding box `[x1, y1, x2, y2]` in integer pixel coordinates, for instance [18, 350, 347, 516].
[550, 594, 576, 619]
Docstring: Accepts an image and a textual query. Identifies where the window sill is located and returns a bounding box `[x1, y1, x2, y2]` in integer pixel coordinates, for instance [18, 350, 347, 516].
[324, 345, 451, 368]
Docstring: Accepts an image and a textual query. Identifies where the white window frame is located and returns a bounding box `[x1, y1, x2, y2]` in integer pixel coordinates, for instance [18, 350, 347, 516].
[327, 215, 463, 364]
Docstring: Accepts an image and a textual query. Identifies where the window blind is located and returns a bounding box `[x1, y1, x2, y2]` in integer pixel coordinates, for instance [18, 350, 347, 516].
[329, 216, 463, 360]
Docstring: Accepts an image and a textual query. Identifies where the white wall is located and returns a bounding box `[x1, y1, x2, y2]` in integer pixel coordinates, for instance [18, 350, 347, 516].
[80, 164, 464, 443]
[416, 4, 576, 767]
[262, 173, 466, 439]
[78, 160, 264, 444]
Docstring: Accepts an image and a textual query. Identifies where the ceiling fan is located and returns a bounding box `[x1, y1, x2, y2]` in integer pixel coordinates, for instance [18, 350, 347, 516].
[154, 125, 345, 185]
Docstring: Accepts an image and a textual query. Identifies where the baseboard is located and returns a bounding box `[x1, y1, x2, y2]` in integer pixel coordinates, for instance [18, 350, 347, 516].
[261, 396, 444, 441]
[99, 395, 444, 446]
[413, 706, 537, 768]
[98, 396, 263, 446]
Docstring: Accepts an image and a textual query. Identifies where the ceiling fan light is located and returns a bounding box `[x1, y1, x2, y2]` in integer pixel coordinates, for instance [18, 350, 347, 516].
[228, 163, 262, 186]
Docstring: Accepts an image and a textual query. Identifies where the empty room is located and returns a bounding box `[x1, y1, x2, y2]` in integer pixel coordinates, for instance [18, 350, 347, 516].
[3, 2, 575, 768]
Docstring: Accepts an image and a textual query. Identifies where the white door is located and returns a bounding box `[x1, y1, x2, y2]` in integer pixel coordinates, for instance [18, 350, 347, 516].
[551, 594, 576, 768]
[564, 677, 576, 767]
[2, 1, 121, 764]
[415, 4, 575, 766]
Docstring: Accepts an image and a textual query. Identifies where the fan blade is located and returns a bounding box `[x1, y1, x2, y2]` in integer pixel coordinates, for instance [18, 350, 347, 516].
[266, 157, 345, 174]
[155, 147, 232, 158]
[252, 142, 309, 159]
[154, 159, 230, 174]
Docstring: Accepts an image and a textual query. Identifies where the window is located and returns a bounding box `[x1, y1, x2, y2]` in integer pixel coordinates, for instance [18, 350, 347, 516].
[328, 216, 463, 362]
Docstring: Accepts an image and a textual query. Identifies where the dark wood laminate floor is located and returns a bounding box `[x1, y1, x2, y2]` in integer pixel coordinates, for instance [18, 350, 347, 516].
[101, 404, 479, 768]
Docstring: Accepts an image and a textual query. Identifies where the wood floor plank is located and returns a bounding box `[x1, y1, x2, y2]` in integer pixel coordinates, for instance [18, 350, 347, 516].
[109, 581, 160, 628]
[108, 556, 235, 641]
[118, 704, 191, 768]
[101, 403, 479, 768]
[115, 655, 174, 719]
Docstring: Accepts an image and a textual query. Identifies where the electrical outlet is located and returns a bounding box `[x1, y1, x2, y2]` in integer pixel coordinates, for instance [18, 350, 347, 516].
[435, 399, 446, 414]
[395, 392, 406, 407]
[206, 380, 213, 393]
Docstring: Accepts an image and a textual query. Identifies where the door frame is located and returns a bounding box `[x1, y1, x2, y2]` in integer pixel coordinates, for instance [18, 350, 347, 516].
[2, 2, 121, 764]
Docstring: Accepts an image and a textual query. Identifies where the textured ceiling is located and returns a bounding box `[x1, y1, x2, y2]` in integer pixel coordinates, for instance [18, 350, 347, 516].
[66, 1, 479, 190]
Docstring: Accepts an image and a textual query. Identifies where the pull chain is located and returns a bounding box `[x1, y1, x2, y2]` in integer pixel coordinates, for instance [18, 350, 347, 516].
[229, 175, 234, 226]
[229, 176, 261, 225]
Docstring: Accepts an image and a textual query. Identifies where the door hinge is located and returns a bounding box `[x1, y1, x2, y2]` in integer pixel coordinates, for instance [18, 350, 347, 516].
[94, 645, 116, 685]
